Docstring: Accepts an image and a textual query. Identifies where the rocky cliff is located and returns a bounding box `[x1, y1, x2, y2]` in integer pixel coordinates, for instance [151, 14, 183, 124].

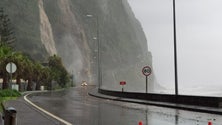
[0, 0, 154, 92]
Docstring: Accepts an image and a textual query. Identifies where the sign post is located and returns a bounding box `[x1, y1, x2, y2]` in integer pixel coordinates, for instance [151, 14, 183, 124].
[6, 62, 17, 89]
[142, 66, 152, 93]
[120, 81, 126, 92]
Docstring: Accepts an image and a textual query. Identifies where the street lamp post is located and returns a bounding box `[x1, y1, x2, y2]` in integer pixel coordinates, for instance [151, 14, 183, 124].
[86, 14, 101, 89]
[173, 0, 178, 95]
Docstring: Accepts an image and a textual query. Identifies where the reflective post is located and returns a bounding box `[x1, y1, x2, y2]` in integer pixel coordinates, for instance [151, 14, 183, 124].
[4, 107, 17, 125]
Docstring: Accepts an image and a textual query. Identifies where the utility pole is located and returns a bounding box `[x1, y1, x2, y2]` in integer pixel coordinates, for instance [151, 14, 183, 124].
[86, 14, 101, 89]
[173, 0, 178, 95]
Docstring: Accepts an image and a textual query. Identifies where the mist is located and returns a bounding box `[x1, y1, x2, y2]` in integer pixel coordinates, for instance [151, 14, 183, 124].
[128, 0, 222, 96]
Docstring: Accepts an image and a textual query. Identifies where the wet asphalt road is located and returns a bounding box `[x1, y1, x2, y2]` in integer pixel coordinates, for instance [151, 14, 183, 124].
[28, 87, 222, 125]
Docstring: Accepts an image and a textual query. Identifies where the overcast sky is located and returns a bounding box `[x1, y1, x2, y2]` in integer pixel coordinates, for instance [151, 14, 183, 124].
[127, 0, 222, 93]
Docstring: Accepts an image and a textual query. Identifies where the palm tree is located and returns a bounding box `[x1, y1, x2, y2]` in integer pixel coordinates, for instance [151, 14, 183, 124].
[13, 52, 27, 91]
[0, 43, 53, 91]
[33, 62, 43, 90]
[21, 56, 34, 91]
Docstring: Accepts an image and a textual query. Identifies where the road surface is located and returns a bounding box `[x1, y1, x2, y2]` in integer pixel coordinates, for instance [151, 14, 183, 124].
[28, 87, 222, 125]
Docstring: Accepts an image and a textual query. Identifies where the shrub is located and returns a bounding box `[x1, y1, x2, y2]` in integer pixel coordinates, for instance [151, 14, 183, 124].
[0, 89, 21, 97]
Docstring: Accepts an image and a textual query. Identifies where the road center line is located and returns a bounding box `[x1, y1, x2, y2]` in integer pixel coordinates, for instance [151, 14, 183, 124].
[24, 93, 72, 125]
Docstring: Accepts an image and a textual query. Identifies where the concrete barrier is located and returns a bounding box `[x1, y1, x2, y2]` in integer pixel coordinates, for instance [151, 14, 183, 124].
[98, 89, 222, 108]
[40, 86, 44, 91]
[11, 85, 18, 91]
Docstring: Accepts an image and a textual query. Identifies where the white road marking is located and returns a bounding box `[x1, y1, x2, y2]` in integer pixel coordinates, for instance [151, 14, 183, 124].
[24, 94, 72, 125]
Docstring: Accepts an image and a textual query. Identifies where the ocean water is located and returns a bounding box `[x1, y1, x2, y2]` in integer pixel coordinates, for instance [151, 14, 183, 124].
[156, 85, 222, 97]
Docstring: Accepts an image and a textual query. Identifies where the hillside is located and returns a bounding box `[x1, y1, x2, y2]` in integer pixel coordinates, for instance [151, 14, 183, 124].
[0, 0, 155, 92]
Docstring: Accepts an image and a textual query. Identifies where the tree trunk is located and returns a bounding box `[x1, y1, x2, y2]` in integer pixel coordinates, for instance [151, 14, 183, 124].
[27, 78, 32, 91]
[35, 81, 41, 90]
[16, 77, 22, 91]
[2, 77, 8, 89]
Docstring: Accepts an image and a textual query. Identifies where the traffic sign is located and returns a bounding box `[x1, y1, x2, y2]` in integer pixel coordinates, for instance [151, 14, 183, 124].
[142, 66, 151, 76]
[6, 62, 17, 73]
[142, 66, 152, 93]
[120, 81, 126, 92]
[120, 81, 126, 85]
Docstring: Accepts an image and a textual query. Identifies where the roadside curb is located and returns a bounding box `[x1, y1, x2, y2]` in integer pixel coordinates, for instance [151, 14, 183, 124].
[88, 88, 222, 115]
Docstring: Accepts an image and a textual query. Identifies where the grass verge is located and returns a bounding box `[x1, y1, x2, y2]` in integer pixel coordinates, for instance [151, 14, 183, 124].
[0, 89, 21, 113]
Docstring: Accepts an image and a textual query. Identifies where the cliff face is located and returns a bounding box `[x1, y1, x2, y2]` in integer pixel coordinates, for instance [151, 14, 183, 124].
[38, 0, 57, 56]
[0, 0, 154, 92]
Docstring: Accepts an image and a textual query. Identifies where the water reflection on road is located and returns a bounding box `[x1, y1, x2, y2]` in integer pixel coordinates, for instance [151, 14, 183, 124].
[28, 87, 222, 125]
